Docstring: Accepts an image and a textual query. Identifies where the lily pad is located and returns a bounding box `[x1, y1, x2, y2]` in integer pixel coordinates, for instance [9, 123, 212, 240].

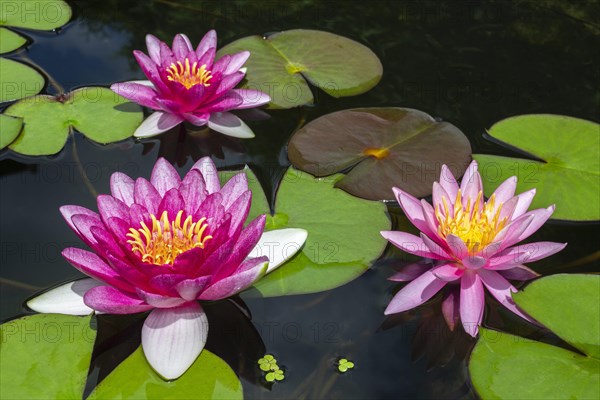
[0, 27, 26, 53]
[0, 314, 96, 399]
[0, 57, 44, 102]
[4, 87, 143, 155]
[473, 114, 600, 221]
[88, 347, 243, 399]
[218, 29, 383, 109]
[0, 113, 22, 149]
[288, 108, 472, 201]
[0, 0, 72, 30]
[239, 166, 390, 297]
[469, 274, 600, 400]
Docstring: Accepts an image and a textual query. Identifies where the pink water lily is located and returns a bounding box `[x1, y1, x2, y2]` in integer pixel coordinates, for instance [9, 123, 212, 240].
[382, 160, 566, 336]
[28, 158, 307, 380]
[111, 31, 270, 139]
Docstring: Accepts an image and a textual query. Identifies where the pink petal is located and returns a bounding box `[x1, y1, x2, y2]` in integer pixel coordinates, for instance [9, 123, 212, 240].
[84, 286, 153, 314]
[516, 206, 556, 242]
[142, 303, 208, 380]
[459, 271, 485, 337]
[191, 157, 220, 193]
[432, 263, 463, 281]
[499, 265, 540, 281]
[507, 241, 567, 263]
[69, 214, 102, 248]
[381, 231, 446, 260]
[183, 112, 209, 126]
[179, 169, 207, 216]
[489, 214, 534, 254]
[220, 172, 249, 210]
[459, 160, 483, 208]
[134, 112, 183, 138]
[136, 289, 187, 309]
[442, 288, 460, 331]
[199, 258, 268, 300]
[478, 269, 536, 324]
[231, 89, 271, 109]
[157, 188, 185, 219]
[446, 234, 468, 259]
[439, 164, 459, 201]
[148, 274, 187, 296]
[110, 82, 159, 109]
[498, 196, 519, 223]
[487, 249, 531, 270]
[432, 182, 452, 217]
[223, 51, 250, 75]
[512, 188, 536, 218]
[60, 205, 100, 240]
[392, 187, 437, 239]
[491, 176, 517, 211]
[62, 247, 132, 291]
[214, 72, 246, 97]
[175, 276, 211, 301]
[384, 270, 447, 314]
[216, 214, 265, 280]
[133, 50, 169, 94]
[145, 34, 162, 64]
[196, 30, 217, 58]
[151, 158, 181, 197]
[462, 256, 488, 270]
[110, 172, 135, 206]
[225, 191, 252, 237]
[97, 194, 130, 225]
[134, 177, 161, 215]
[420, 233, 452, 259]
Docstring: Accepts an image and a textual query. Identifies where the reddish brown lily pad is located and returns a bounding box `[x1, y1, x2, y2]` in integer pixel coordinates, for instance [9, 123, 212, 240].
[288, 108, 472, 200]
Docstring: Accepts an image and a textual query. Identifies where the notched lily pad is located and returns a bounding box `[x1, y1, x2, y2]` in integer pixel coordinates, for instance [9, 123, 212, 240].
[5, 87, 143, 155]
[289, 108, 472, 201]
[0, 0, 72, 31]
[473, 114, 600, 221]
[0, 27, 27, 53]
[0, 57, 44, 102]
[87, 347, 243, 399]
[241, 167, 390, 297]
[469, 274, 600, 400]
[0, 113, 23, 149]
[218, 29, 383, 109]
[0, 314, 96, 399]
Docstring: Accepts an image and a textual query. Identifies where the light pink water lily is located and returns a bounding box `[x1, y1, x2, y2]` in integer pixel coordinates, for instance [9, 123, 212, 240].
[111, 31, 270, 139]
[28, 157, 307, 380]
[382, 160, 566, 337]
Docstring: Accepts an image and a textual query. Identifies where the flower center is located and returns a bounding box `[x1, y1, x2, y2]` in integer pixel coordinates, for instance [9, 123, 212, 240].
[166, 58, 212, 89]
[435, 190, 507, 255]
[126, 210, 212, 265]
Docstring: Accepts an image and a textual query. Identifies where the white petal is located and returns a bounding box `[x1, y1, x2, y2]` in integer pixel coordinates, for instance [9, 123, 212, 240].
[239, 67, 247, 74]
[128, 80, 155, 88]
[134, 112, 183, 138]
[142, 302, 208, 380]
[249, 228, 308, 273]
[208, 112, 255, 138]
[26, 278, 103, 315]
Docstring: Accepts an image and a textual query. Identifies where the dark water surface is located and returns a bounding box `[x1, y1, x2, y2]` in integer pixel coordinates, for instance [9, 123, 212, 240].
[1, 1, 598, 399]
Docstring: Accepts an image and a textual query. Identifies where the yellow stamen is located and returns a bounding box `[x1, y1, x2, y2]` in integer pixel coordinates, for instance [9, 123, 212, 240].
[166, 58, 212, 89]
[126, 210, 212, 265]
[435, 190, 508, 255]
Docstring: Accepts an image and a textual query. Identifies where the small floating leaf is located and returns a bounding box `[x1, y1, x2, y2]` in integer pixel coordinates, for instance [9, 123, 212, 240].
[88, 347, 243, 399]
[338, 358, 355, 373]
[265, 369, 285, 382]
[0, 314, 96, 399]
[289, 108, 472, 200]
[469, 274, 600, 399]
[0, 113, 22, 149]
[0, 27, 26, 53]
[0, 58, 44, 102]
[5, 87, 143, 155]
[473, 114, 600, 221]
[218, 29, 382, 109]
[258, 354, 278, 371]
[0, 0, 72, 30]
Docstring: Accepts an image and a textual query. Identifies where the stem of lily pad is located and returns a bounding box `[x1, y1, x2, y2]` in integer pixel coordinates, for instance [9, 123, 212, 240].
[72, 135, 99, 199]
[0, 276, 42, 291]
[16, 52, 65, 95]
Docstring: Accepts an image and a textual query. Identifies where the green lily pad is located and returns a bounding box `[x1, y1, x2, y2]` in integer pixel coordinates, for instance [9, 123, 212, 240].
[0, 27, 26, 53]
[218, 29, 383, 109]
[0, 113, 22, 148]
[473, 114, 600, 221]
[88, 347, 243, 399]
[0, 57, 44, 102]
[288, 108, 472, 201]
[0, 314, 96, 399]
[469, 274, 600, 400]
[247, 167, 390, 297]
[4, 87, 143, 155]
[0, 0, 72, 30]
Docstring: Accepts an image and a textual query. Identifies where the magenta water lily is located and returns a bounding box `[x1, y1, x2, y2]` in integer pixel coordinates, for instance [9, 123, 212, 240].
[111, 31, 270, 138]
[382, 161, 566, 336]
[28, 158, 307, 380]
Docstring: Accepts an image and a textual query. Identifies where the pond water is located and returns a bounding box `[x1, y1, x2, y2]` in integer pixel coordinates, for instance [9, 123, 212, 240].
[1, 1, 598, 399]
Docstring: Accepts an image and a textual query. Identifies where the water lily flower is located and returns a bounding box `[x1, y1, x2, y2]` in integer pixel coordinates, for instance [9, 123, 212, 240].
[111, 31, 270, 139]
[27, 157, 307, 380]
[382, 160, 566, 337]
